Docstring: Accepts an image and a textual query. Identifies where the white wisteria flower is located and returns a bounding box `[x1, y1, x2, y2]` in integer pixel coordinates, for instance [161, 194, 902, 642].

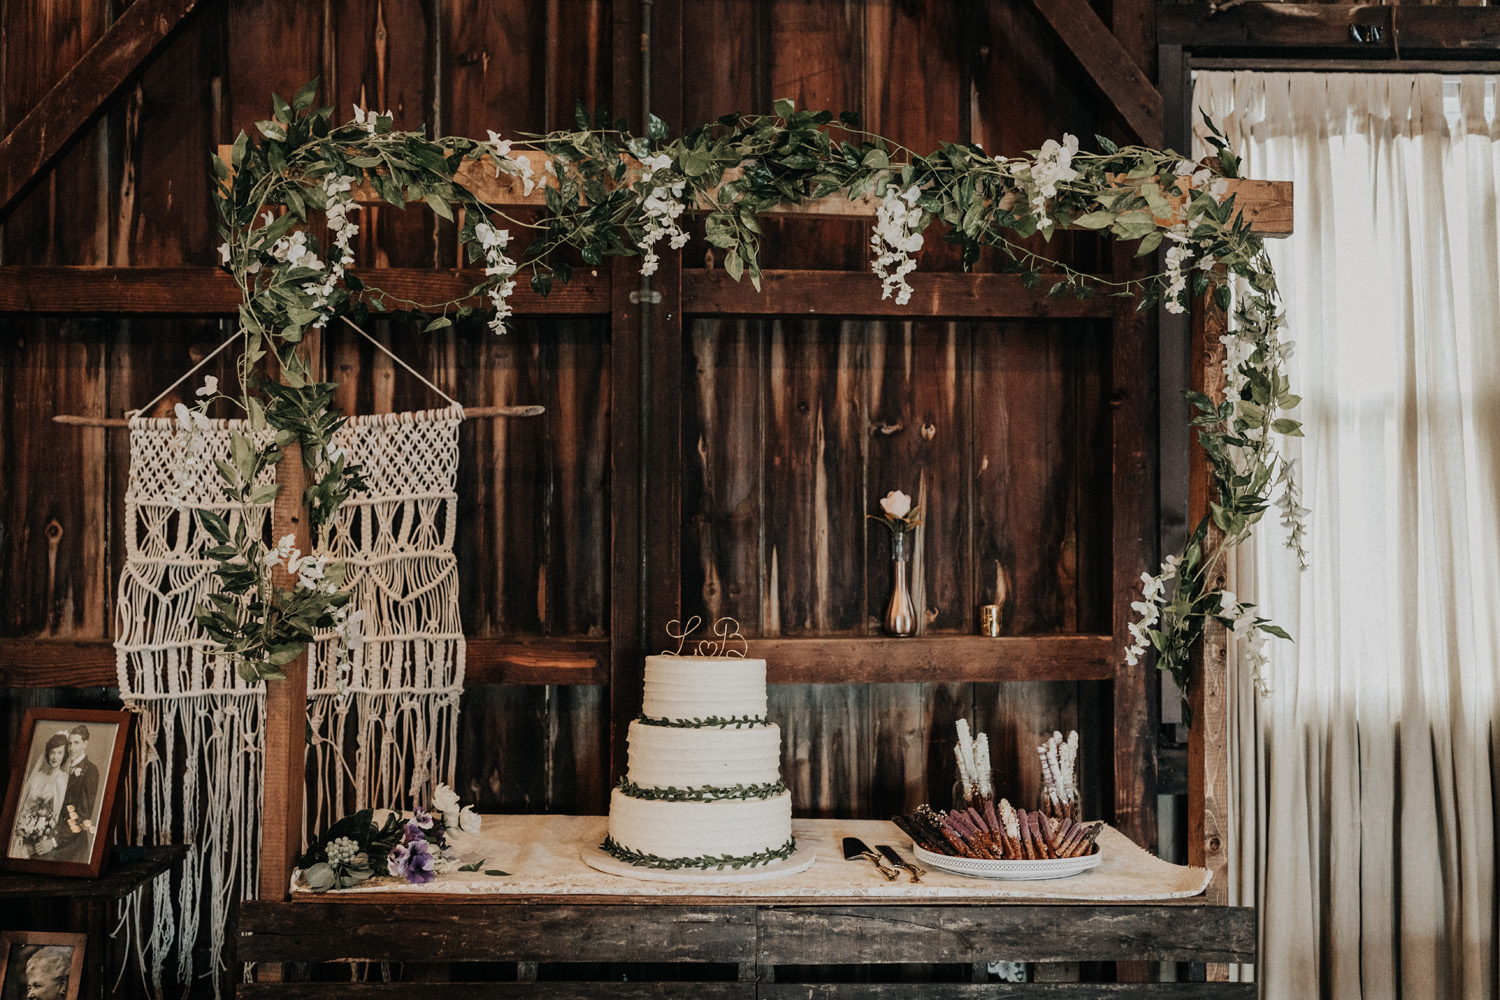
[351, 105, 390, 134]
[635, 156, 689, 278]
[458, 805, 483, 834]
[471, 222, 520, 333]
[871, 185, 924, 305]
[196, 375, 219, 397]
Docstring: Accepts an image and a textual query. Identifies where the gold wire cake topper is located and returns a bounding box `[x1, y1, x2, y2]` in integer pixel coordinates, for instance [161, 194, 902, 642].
[662, 616, 748, 658]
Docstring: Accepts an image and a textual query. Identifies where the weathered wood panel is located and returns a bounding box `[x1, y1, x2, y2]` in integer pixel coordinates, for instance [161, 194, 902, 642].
[111, 2, 222, 267]
[762, 986, 1258, 999]
[681, 318, 764, 629]
[763, 319, 866, 637]
[0, 321, 112, 638]
[1, 0, 109, 265]
[237, 902, 758, 964]
[757, 906, 1258, 965]
[239, 986, 755, 1000]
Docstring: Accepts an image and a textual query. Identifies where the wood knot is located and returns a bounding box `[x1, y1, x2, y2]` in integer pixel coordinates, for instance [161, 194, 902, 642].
[45, 519, 63, 543]
[1208, 835, 1222, 853]
[872, 422, 903, 435]
[921, 422, 936, 440]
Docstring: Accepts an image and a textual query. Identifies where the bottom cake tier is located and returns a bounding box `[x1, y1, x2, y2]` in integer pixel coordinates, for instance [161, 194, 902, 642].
[605, 788, 794, 869]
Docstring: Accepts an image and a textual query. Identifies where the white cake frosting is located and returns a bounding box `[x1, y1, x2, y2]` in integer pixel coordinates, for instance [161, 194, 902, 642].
[626, 721, 782, 789]
[606, 653, 793, 868]
[608, 789, 793, 861]
[640, 655, 768, 722]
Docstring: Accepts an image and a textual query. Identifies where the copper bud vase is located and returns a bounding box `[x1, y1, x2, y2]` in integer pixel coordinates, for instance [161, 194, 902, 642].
[884, 531, 917, 637]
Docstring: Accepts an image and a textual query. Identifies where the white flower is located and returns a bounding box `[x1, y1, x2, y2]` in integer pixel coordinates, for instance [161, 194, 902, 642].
[432, 783, 461, 816]
[1209, 178, 1229, 203]
[1140, 570, 1164, 603]
[871, 185, 925, 305]
[458, 805, 482, 834]
[219, 242, 232, 265]
[879, 490, 913, 518]
[1175, 159, 1197, 176]
[513, 155, 535, 196]
[352, 105, 390, 134]
[1218, 590, 1238, 616]
[197, 375, 218, 397]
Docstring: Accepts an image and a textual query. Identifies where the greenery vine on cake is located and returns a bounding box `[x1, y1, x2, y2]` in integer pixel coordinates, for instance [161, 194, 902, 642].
[635, 713, 770, 729]
[199, 81, 1300, 716]
[601, 835, 797, 870]
[616, 779, 787, 802]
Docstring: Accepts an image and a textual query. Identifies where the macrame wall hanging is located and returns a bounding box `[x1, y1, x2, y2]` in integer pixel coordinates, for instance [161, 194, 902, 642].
[110, 329, 470, 994]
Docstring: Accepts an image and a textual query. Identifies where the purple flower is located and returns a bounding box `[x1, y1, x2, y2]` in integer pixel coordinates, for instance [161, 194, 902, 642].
[403, 820, 425, 844]
[387, 843, 411, 878]
[403, 838, 436, 884]
[413, 806, 435, 831]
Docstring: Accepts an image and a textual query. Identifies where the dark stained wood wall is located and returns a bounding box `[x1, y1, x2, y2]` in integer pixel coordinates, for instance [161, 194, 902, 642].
[1, 0, 1131, 827]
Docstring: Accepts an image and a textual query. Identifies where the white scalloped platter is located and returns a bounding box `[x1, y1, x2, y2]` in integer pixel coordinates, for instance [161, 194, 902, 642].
[582, 840, 819, 883]
[911, 842, 1102, 881]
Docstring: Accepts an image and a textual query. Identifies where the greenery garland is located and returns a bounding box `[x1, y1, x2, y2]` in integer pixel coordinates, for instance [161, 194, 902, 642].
[635, 713, 770, 729]
[616, 779, 788, 802]
[601, 835, 797, 871]
[200, 83, 1301, 716]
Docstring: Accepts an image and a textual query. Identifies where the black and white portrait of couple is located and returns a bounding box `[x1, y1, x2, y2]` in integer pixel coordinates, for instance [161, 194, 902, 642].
[1, 710, 129, 876]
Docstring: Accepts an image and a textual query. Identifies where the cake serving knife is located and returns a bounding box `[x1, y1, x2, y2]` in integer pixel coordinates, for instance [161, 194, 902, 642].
[877, 844, 925, 882]
[842, 837, 900, 880]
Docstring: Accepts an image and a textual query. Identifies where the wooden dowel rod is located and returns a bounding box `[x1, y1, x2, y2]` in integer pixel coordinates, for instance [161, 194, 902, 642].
[51, 404, 544, 427]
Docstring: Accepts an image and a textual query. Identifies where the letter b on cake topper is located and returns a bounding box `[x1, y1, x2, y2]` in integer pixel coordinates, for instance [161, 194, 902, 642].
[662, 616, 748, 658]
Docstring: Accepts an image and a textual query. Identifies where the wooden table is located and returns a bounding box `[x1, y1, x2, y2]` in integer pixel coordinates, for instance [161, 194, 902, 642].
[0, 845, 187, 1000]
[235, 819, 1254, 997]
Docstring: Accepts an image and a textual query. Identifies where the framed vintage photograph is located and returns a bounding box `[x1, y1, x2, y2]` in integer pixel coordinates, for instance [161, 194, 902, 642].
[0, 709, 130, 878]
[0, 931, 85, 1000]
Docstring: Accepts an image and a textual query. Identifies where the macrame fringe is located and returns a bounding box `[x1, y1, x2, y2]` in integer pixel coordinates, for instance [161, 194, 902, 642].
[114, 406, 466, 998]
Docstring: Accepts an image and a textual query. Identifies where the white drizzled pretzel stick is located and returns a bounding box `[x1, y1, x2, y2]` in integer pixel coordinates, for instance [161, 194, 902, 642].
[975, 733, 993, 800]
[1038, 729, 1081, 817]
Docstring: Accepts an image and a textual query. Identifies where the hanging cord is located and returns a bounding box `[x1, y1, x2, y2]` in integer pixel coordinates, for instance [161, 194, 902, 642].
[340, 315, 461, 409]
[128, 327, 246, 419]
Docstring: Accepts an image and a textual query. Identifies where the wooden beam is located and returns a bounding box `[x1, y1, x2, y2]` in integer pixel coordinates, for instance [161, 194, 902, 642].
[0, 267, 610, 315]
[0, 0, 203, 221]
[757, 635, 1115, 684]
[0, 637, 607, 688]
[218, 146, 1292, 232]
[1027, 0, 1164, 148]
[1157, 3, 1500, 56]
[682, 270, 1117, 319]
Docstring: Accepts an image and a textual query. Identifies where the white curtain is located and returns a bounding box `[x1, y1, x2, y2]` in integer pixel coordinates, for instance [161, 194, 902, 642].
[1193, 72, 1500, 999]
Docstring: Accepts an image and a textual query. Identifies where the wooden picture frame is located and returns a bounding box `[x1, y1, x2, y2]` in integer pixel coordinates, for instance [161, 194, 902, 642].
[0, 709, 130, 879]
[0, 931, 86, 1000]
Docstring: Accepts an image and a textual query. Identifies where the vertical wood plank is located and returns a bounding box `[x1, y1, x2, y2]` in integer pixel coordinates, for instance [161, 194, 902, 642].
[974, 681, 1080, 814]
[1188, 294, 1231, 983]
[329, 0, 439, 268]
[112, 2, 223, 267]
[865, 320, 971, 635]
[547, 0, 612, 131]
[763, 319, 866, 637]
[225, 0, 324, 139]
[0, 321, 111, 639]
[606, 0, 644, 785]
[775, 682, 870, 820]
[870, 680, 970, 818]
[681, 318, 763, 630]
[1111, 246, 1160, 852]
[0, 0, 109, 265]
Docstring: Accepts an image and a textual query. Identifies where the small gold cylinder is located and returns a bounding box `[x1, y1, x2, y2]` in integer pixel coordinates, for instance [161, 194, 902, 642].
[979, 605, 1001, 637]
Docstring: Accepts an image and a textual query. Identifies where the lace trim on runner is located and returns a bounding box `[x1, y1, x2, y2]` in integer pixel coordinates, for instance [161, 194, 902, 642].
[600, 835, 797, 870]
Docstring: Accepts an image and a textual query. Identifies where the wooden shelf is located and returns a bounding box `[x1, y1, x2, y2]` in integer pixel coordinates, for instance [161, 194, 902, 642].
[0, 845, 186, 899]
[758, 634, 1116, 684]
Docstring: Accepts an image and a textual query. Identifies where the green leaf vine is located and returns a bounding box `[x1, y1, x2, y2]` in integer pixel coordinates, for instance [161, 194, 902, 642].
[600, 835, 798, 871]
[200, 82, 1302, 713]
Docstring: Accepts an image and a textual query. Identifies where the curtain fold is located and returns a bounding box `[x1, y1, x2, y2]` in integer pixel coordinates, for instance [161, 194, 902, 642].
[1194, 72, 1500, 1000]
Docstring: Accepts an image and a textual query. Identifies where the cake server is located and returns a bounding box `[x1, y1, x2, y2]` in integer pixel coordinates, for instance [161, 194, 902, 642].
[843, 837, 900, 880]
[877, 844, 925, 883]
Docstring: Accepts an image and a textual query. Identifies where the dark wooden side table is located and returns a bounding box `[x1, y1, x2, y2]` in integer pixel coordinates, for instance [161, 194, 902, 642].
[0, 845, 188, 1000]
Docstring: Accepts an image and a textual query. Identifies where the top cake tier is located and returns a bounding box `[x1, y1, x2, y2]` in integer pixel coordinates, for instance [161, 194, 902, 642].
[641, 655, 768, 722]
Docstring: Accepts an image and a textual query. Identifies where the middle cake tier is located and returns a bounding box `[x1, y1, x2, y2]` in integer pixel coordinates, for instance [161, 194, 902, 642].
[626, 721, 783, 790]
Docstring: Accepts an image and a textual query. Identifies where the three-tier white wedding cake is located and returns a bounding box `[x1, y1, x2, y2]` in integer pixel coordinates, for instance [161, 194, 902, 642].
[604, 654, 794, 869]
